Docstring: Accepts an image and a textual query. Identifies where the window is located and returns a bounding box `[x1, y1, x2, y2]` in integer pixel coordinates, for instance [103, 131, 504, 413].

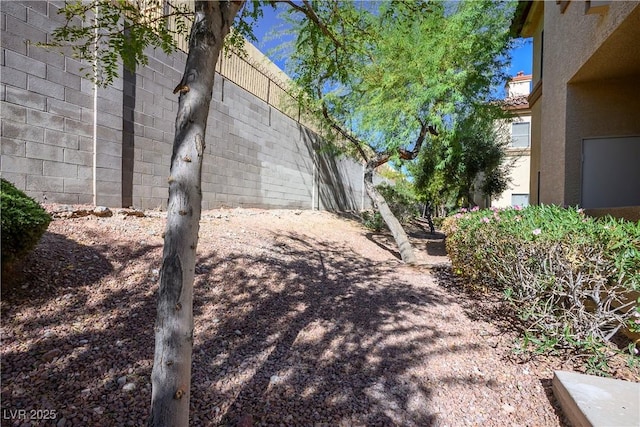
[540, 31, 544, 80]
[511, 194, 529, 207]
[511, 122, 530, 148]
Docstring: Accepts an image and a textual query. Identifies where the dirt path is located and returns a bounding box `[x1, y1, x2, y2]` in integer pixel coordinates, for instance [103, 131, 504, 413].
[1, 207, 568, 426]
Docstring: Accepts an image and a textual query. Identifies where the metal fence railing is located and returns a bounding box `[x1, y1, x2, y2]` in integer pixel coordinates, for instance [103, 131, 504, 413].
[143, 0, 300, 121]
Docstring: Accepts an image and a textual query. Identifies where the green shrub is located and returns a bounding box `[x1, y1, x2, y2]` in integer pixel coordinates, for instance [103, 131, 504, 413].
[1, 178, 51, 273]
[444, 204, 640, 373]
[360, 210, 385, 232]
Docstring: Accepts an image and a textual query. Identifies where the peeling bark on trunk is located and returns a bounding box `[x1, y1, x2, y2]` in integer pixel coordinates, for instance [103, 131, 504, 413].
[364, 164, 417, 265]
[148, 2, 243, 426]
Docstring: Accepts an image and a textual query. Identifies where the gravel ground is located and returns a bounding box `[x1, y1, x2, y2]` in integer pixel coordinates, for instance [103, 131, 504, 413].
[2, 206, 635, 426]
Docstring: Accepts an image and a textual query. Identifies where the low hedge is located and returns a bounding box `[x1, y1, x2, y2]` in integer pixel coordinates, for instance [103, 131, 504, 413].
[443, 204, 639, 373]
[1, 178, 51, 275]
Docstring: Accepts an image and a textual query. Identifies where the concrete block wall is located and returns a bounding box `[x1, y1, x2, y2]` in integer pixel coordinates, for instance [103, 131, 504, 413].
[1, 1, 95, 205]
[1, 0, 369, 213]
[127, 46, 185, 209]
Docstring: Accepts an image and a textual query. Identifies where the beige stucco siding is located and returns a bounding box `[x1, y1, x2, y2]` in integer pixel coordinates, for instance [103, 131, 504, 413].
[492, 153, 531, 208]
[565, 78, 640, 206]
[544, 2, 638, 83]
[529, 100, 542, 205]
[537, 1, 640, 206]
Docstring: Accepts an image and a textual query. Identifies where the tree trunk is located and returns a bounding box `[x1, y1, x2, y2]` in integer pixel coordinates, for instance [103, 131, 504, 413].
[148, 2, 243, 426]
[363, 165, 417, 264]
[424, 201, 435, 234]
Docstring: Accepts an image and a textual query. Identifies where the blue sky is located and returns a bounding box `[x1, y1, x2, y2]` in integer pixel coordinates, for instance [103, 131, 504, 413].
[250, 4, 533, 83]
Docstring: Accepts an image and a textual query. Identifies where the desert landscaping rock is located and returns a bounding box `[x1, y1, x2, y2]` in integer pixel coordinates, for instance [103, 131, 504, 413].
[1, 206, 637, 426]
[42, 349, 61, 362]
[92, 206, 112, 217]
[122, 383, 136, 392]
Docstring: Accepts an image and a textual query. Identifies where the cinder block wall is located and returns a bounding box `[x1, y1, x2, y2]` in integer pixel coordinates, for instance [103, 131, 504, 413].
[1, 1, 96, 205]
[1, 1, 370, 212]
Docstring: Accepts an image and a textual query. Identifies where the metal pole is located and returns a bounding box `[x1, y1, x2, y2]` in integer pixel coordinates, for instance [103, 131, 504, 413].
[92, 4, 99, 206]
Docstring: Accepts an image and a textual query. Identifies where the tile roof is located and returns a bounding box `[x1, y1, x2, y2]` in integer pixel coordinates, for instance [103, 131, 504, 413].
[511, 71, 533, 82]
[503, 95, 530, 110]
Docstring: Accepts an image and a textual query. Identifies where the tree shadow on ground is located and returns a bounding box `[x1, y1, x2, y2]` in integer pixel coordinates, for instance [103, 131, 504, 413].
[1, 231, 162, 426]
[431, 266, 522, 333]
[364, 232, 402, 260]
[405, 222, 447, 258]
[190, 232, 486, 426]
[431, 267, 573, 427]
[2, 232, 113, 303]
[364, 222, 448, 262]
[2, 224, 493, 426]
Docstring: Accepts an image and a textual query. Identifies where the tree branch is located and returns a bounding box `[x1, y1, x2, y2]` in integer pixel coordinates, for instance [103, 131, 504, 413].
[397, 119, 437, 161]
[282, 0, 344, 50]
[321, 105, 371, 162]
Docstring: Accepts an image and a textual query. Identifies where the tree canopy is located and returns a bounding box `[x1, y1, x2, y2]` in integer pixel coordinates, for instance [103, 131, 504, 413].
[285, 0, 515, 154]
[411, 103, 513, 209]
[46, 0, 267, 86]
[283, 0, 517, 257]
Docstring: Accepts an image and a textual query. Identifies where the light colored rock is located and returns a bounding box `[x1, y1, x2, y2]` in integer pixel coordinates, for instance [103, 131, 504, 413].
[123, 382, 136, 392]
[502, 403, 516, 414]
[93, 206, 112, 217]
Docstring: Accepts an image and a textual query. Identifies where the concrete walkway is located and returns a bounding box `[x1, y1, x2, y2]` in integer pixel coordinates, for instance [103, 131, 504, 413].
[553, 370, 640, 426]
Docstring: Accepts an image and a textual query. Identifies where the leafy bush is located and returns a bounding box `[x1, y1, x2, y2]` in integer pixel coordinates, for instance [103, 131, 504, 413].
[360, 210, 385, 232]
[1, 178, 51, 274]
[361, 182, 421, 231]
[443, 204, 640, 373]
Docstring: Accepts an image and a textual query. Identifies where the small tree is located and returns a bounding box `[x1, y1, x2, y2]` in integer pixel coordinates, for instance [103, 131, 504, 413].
[412, 103, 513, 209]
[282, 0, 516, 263]
[47, 1, 263, 424]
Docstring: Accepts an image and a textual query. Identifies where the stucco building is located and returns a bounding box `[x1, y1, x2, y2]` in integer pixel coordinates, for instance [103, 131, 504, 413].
[492, 72, 532, 208]
[511, 0, 640, 220]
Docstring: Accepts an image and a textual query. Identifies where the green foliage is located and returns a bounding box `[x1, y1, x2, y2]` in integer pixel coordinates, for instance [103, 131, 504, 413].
[284, 0, 516, 242]
[1, 179, 51, 273]
[285, 0, 516, 160]
[412, 104, 513, 209]
[361, 180, 421, 230]
[432, 216, 445, 229]
[361, 210, 385, 232]
[443, 205, 640, 373]
[376, 182, 421, 224]
[45, 0, 268, 87]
